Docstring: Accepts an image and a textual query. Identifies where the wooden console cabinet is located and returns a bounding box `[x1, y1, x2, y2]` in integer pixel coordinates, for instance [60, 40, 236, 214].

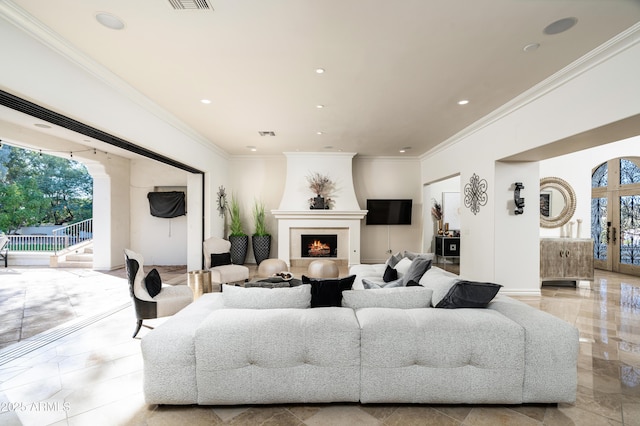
[540, 238, 594, 283]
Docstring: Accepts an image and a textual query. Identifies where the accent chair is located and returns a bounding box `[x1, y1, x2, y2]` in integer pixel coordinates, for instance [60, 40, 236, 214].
[124, 249, 193, 338]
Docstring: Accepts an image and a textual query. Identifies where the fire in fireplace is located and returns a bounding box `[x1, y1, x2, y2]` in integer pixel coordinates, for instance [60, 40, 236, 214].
[301, 234, 337, 258]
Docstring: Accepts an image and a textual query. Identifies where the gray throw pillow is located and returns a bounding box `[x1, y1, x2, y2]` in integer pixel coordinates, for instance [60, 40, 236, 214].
[435, 281, 502, 309]
[384, 252, 403, 268]
[401, 257, 432, 286]
[403, 251, 435, 261]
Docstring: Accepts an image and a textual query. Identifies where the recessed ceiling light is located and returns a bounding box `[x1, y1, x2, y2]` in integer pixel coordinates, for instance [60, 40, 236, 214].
[34, 123, 51, 128]
[523, 43, 540, 53]
[316, 131, 324, 135]
[246, 146, 257, 151]
[399, 146, 411, 153]
[316, 104, 324, 109]
[95, 12, 125, 30]
[315, 68, 325, 74]
[200, 99, 211, 104]
[457, 100, 469, 105]
[543, 17, 577, 35]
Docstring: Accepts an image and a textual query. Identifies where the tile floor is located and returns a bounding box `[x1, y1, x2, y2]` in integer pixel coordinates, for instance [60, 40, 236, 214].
[0, 263, 638, 425]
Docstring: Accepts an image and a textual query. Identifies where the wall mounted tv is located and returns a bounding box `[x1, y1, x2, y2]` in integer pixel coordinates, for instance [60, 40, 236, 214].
[366, 199, 412, 225]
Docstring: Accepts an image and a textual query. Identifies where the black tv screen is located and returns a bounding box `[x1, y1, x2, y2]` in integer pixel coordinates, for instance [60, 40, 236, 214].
[366, 199, 412, 225]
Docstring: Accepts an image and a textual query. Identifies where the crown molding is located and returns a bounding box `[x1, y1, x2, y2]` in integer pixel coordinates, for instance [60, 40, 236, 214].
[420, 22, 640, 161]
[0, 0, 228, 159]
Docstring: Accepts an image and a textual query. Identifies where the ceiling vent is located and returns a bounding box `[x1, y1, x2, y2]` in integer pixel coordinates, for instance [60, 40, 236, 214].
[259, 131, 276, 137]
[168, 0, 212, 10]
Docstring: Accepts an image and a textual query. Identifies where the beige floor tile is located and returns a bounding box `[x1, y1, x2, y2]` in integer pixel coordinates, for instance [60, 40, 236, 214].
[66, 392, 152, 426]
[622, 403, 640, 426]
[385, 405, 461, 426]
[462, 406, 541, 426]
[211, 405, 251, 422]
[304, 405, 381, 426]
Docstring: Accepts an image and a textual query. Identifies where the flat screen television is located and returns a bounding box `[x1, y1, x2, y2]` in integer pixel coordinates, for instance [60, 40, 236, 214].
[366, 199, 412, 225]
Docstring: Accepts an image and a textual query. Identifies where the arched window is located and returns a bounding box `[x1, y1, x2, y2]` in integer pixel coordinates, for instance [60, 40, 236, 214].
[592, 162, 608, 188]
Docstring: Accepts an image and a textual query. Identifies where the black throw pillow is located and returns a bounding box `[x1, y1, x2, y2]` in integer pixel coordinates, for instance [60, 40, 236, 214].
[301, 275, 356, 308]
[435, 280, 502, 309]
[406, 280, 422, 287]
[382, 265, 398, 282]
[210, 252, 232, 267]
[144, 268, 162, 298]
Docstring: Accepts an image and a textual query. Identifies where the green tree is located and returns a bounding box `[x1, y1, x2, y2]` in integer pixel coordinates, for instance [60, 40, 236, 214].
[0, 145, 93, 233]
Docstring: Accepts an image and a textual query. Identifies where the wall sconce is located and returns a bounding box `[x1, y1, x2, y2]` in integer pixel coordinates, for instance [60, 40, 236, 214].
[514, 182, 525, 215]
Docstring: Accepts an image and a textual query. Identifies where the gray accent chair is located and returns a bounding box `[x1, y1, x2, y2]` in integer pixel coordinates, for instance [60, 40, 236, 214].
[124, 249, 193, 338]
[202, 237, 249, 288]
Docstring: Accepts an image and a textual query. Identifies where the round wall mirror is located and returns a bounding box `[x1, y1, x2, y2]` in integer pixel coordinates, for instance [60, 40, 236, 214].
[540, 177, 576, 228]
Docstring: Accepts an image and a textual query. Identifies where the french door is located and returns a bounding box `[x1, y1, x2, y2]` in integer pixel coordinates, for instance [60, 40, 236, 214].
[591, 157, 640, 276]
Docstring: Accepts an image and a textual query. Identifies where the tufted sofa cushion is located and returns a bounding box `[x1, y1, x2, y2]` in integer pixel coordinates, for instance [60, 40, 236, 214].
[195, 307, 361, 404]
[356, 307, 525, 404]
[142, 293, 225, 405]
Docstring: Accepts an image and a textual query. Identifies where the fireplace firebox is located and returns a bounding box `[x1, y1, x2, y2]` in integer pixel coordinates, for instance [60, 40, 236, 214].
[301, 234, 337, 258]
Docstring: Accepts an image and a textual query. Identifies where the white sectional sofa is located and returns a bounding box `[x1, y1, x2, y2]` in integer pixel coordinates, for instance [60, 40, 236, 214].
[141, 266, 579, 406]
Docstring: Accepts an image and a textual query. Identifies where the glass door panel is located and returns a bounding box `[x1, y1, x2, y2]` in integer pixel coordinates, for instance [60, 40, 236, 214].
[619, 194, 640, 274]
[591, 197, 609, 270]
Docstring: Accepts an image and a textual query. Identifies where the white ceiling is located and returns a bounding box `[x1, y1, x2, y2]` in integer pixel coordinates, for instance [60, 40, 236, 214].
[3, 0, 640, 158]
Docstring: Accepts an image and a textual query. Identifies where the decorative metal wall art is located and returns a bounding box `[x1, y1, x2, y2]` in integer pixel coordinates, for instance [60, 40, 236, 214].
[514, 182, 525, 215]
[216, 186, 228, 218]
[464, 173, 488, 215]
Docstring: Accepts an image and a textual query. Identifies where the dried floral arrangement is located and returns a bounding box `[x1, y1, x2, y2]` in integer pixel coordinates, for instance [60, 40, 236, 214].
[431, 198, 442, 220]
[306, 172, 334, 196]
[306, 172, 335, 209]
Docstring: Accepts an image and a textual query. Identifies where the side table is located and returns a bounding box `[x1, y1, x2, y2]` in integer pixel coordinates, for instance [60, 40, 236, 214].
[188, 270, 212, 300]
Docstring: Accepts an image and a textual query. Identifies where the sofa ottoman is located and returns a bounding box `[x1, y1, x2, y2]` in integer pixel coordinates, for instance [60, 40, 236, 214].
[357, 307, 525, 404]
[195, 307, 361, 404]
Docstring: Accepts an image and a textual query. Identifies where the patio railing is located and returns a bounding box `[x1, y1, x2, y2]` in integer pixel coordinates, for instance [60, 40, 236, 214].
[6, 219, 93, 253]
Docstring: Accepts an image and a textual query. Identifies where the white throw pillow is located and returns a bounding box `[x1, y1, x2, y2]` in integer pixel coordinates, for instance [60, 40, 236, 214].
[419, 268, 460, 306]
[394, 257, 413, 277]
[342, 287, 433, 309]
[222, 284, 311, 309]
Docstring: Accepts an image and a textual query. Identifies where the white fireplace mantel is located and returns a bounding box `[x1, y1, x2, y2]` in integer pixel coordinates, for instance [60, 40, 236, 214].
[272, 210, 368, 266]
[272, 210, 368, 221]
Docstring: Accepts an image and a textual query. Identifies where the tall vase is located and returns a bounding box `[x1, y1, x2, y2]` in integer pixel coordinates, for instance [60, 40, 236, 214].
[311, 195, 325, 210]
[229, 235, 248, 265]
[252, 234, 271, 265]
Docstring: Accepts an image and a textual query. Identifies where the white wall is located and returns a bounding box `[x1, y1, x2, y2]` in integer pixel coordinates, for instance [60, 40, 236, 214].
[353, 157, 422, 263]
[540, 135, 640, 239]
[229, 155, 422, 264]
[228, 155, 286, 263]
[129, 159, 189, 265]
[421, 30, 640, 294]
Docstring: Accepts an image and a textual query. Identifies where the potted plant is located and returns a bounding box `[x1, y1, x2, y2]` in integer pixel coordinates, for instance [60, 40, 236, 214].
[227, 195, 248, 265]
[251, 199, 271, 265]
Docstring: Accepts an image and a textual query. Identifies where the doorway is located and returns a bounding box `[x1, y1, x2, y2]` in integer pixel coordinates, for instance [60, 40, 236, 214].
[591, 157, 640, 276]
